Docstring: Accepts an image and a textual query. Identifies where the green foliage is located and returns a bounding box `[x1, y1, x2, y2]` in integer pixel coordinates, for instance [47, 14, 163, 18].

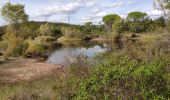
[112, 20, 126, 34]
[25, 36, 56, 56]
[37, 23, 56, 36]
[102, 12, 166, 34]
[54, 37, 170, 99]
[155, 16, 166, 27]
[1, 37, 28, 57]
[66, 53, 169, 99]
[0, 26, 28, 57]
[1, 2, 28, 24]
[126, 12, 149, 33]
[128, 21, 146, 33]
[84, 22, 92, 27]
[17, 22, 39, 39]
[26, 42, 48, 56]
[0, 27, 5, 40]
[154, 0, 170, 16]
[34, 36, 55, 43]
[166, 1, 170, 9]
[103, 14, 122, 33]
[103, 14, 121, 25]
[127, 12, 148, 21]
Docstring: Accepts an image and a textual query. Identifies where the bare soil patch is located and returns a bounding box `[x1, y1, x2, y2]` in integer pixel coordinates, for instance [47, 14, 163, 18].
[0, 58, 62, 83]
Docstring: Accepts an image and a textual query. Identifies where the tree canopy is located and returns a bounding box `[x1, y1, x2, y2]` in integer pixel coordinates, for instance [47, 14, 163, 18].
[102, 14, 121, 25]
[127, 12, 148, 21]
[102, 14, 122, 33]
[84, 22, 92, 27]
[1, 2, 28, 24]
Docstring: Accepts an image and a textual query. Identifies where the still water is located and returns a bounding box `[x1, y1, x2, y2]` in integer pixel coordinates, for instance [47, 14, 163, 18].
[47, 42, 109, 65]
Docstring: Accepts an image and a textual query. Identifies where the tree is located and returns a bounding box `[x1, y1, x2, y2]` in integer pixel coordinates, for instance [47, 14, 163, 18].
[126, 12, 150, 33]
[113, 20, 127, 34]
[37, 23, 55, 36]
[154, 16, 166, 27]
[0, 2, 29, 57]
[103, 14, 121, 26]
[154, 0, 170, 16]
[102, 14, 121, 33]
[1, 2, 28, 24]
[84, 22, 92, 27]
[127, 12, 148, 21]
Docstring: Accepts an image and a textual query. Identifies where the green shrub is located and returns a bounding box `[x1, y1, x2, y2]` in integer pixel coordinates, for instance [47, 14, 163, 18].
[1, 40, 28, 57]
[56, 52, 169, 99]
[10, 41, 29, 57]
[26, 42, 48, 56]
[0, 26, 22, 57]
[133, 60, 168, 99]
[34, 36, 55, 44]
[0, 29, 29, 57]
[74, 55, 168, 99]
[24, 36, 56, 57]
[37, 23, 56, 36]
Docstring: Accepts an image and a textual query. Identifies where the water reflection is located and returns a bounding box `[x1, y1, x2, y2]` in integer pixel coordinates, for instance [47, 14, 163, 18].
[47, 40, 123, 65]
[47, 44, 107, 65]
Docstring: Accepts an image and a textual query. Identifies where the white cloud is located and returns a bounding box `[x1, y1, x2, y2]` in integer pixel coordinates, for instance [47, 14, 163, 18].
[81, 17, 93, 23]
[101, 2, 124, 8]
[120, 14, 126, 18]
[84, 0, 98, 7]
[36, 2, 83, 17]
[88, 11, 107, 19]
[127, 0, 141, 5]
[81, 10, 107, 24]
[35, 0, 99, 17]
[147, 9, 163, 16]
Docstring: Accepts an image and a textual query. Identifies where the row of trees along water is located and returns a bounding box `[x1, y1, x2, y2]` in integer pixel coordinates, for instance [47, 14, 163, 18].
[0, 0, 169, 58]
[0, 0, 170, 100]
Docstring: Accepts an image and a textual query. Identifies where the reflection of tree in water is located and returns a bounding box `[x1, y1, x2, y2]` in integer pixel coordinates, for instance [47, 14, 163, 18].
[106, 34, 123, 52]
[114, 34, 123, 50]
[60, 41, 106, 49]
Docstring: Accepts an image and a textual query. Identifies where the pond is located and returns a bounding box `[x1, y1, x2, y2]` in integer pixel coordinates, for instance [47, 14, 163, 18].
[46, 41, 111, 65]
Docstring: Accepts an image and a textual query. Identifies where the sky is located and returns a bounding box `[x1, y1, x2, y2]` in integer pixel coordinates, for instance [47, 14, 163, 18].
[0, 0, 163, 26]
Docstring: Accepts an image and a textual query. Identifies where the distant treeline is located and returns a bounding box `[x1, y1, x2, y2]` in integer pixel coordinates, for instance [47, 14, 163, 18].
[102, 12, 166, 34]
[0, 2, 169, 58]
[0, 21, 105, 40]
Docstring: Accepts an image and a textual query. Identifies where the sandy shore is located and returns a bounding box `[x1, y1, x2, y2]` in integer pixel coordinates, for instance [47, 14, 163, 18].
[0, 58, 63, 83]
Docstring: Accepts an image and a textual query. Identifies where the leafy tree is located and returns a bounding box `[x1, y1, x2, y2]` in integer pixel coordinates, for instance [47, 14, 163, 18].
[37, 23, 55, 36]
[0, 2, 29, 57]
[114, 19, 130, 34]
[102, 14, 121, 32]
[103, 14, 121, 25]
[1, 2, 28, 24]
[154, 0, 170, 16]
[127, 12, 148, 21]
[154, 16, 166, 27]
[84, 22, 92, 27]
[126, 12, 150, 33]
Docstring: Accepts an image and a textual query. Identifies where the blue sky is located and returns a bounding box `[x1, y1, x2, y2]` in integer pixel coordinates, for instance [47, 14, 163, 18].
[0, 0, 163, 26]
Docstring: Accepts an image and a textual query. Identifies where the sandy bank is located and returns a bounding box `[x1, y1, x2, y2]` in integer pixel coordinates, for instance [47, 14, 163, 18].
[0, 58, 64, 83]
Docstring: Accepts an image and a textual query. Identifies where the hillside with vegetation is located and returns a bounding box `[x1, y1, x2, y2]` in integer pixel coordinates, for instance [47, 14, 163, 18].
[0, 1, 169, 100]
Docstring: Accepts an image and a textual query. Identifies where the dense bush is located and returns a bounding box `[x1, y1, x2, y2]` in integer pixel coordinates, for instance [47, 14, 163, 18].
[34, 36, 55, 43]
[0, 39, 28, 57]
[57, 52, 169, 99]
[54, 36, 170, 99]
[26, 42, 48, 57]
[37, 23, 59, 37]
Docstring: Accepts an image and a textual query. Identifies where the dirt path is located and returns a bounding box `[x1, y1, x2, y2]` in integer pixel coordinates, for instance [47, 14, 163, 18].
[0, 58, 63, 83]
